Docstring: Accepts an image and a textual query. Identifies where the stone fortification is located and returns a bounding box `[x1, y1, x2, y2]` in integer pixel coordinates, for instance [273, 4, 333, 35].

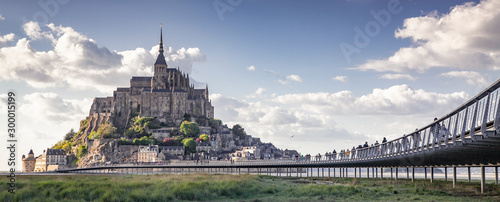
[84, 26, 214, 135]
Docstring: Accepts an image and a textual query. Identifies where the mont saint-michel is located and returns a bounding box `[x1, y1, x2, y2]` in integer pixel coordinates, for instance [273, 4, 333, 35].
[86, 26, 214, 133]
[21, 27, 296, 172]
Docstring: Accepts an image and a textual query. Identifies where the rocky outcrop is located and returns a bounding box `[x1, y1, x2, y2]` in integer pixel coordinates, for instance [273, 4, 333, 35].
[78, 139, 139, 167]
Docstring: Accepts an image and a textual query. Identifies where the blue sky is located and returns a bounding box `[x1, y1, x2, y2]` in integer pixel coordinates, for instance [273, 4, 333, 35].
[1, 0, 499, 171]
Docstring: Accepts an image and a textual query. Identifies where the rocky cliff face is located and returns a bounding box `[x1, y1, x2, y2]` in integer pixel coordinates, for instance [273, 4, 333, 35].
[78, 139, 139, 167]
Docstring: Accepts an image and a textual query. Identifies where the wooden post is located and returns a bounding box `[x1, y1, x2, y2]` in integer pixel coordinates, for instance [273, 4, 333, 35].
[468, 167, 471, 183]
[481, 166, 485, 194]
[425, 167, 427, 180]
[407, 167, 409, 179]
[431, 167, 434, 183]
[412, 167, 415, 182]
[396, 167, 398, 180]
[453, 167, 457, 188]
[496, 166, 498, 185]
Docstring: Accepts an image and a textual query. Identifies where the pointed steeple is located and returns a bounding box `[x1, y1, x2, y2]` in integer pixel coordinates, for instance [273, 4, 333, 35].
[155, 24, 167, 65]
[159, 24, 164, 53]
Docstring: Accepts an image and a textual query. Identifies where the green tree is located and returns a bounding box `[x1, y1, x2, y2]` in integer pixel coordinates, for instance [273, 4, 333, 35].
[232, 124, 247, 139]
[64, 128, 76, 140]
[97, 122, 117, 139]
[182, 138, 196, 154]
[180, 121, 200, 137]
[200, 134, 209, 142]
[89, 131, 101, 140]
[133, 136, 155, 145]
[209, 118, 222, 129]
[76, 145, 87, 159]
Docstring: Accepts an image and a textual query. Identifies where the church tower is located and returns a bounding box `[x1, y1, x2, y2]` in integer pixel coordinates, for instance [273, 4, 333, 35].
[152, 24, 169, 89]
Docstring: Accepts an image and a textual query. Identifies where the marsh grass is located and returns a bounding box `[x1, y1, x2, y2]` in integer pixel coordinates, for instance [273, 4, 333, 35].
[1, 174, 499, 201]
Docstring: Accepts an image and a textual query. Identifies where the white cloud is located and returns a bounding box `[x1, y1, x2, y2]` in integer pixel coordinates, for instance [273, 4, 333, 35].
[380, 73, 417, 81]
[279, 74, 303, 85]
[273, 84, 468, 116]
[246, 87, 266, 98]
[353, 0, 500, 73]
[286, 74, 302, 82]
[440, 71, 489, 87]
[0, 21, 206, 93]
[212, 84, 469, 155]
[246, 65, 256, 71]
[0, 13, 5, 20]
[0, 92, 93, 171]
[0, 33, 15, 43]
[211, 93, 369, 154]
[332, 76, 348, 83]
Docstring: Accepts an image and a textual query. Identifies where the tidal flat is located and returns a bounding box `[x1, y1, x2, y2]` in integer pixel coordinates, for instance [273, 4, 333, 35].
[1, 174, 499, 201]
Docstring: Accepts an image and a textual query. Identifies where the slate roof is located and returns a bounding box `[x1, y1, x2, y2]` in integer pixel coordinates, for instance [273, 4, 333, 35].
[155, 52, 167, 65]
[131, 77, 152, 82]
[46, 149, 65, 155]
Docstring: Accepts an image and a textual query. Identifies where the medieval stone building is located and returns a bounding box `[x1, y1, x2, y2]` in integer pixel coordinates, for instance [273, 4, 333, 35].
[85, 26, 214, 134]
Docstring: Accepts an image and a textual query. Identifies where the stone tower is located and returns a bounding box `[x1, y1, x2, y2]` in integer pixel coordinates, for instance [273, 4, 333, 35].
[22, 149, 36, 173]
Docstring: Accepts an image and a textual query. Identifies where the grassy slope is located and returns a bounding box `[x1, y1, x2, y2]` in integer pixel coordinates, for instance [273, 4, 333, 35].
[1, 174, 499, 201]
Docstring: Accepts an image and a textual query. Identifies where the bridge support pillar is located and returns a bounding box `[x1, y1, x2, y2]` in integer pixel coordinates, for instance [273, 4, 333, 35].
[481, 166, 485, 194]
[373, 168, 375, 179]
[333, 168, 335, 178]
[381, 167, 383, 179]
[346, 168, 348, 178]
[425, 167, 427, 180]
[412, 167, 415, 182]
[407, 167, 409, 179]
[354, 167, 357, 178]
[430, 167, 434, 183]
[453, 167, 457, 188]
[328, 167, 330, 178]
[367, 168, 370, 179]
[396, 167, 398, 180]
[495, 166, 498, 185]
[359, 168, 361, 178]
[468, 167, 471, 183]
[317, 167, 319, 178]
[391, 167, 393, 179]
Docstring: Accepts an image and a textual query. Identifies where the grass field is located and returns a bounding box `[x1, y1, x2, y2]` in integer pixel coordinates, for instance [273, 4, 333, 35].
[1, 174, 499, 201]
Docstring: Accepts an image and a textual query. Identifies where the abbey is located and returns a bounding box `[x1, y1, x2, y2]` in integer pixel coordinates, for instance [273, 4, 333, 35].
[86, 27, 214, 133]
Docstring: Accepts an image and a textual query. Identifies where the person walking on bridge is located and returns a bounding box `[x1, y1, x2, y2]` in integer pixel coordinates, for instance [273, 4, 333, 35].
[431, 118, 442, 146]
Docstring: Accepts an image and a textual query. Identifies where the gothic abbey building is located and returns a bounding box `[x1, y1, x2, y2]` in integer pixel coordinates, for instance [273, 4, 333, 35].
[85, 27, 214, 134]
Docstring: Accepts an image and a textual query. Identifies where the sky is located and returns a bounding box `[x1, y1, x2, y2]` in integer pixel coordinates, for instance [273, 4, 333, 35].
[1, 0, 499, 171]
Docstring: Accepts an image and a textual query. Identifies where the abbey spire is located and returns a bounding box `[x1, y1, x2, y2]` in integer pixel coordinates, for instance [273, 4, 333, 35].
[154, 24, 167, 65]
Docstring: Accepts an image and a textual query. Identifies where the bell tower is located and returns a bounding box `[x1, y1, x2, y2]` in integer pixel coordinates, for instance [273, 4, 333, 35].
[152, 24, 168, 89]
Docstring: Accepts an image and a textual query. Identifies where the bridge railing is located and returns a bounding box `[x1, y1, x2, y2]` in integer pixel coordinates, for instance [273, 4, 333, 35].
[349, 79, 500, 162]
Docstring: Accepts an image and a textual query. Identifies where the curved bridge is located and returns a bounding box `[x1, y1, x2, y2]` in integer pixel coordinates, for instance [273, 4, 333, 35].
[58, 79, 500, 193]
